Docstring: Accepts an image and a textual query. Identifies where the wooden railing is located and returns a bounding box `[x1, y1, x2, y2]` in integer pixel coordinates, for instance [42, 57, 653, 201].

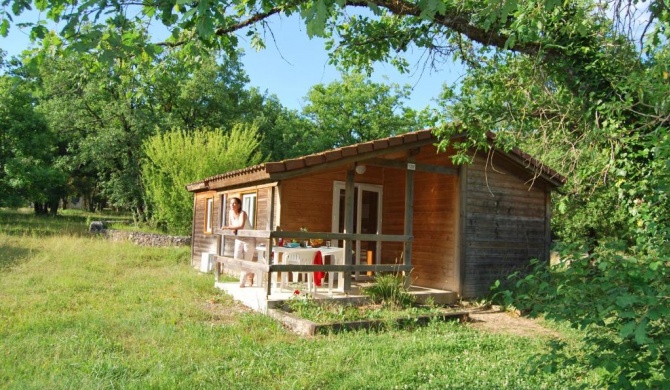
[214, 229, 413, 294]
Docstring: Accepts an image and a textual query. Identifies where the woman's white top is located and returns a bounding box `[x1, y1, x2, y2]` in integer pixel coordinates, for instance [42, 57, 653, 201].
[230, 211, 252, 230]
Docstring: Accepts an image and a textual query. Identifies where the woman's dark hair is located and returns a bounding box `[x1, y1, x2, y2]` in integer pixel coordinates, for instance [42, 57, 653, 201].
[230, 197, 241, 205]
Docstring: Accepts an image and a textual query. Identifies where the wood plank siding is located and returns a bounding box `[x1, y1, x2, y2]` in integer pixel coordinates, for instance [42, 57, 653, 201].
[461, 151, 549, 298]
[381, 165, 406, 265]
[410, 146, 459, 291]
[278, 169, 342, 234]
[190, 191, 219, 268]
[380, 145, 459, 291]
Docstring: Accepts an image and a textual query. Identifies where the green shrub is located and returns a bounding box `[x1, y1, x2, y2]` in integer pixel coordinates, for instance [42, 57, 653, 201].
[142, 124, 262, 235]
[362, 273, 415, 309]
[492, 244, 670, 388]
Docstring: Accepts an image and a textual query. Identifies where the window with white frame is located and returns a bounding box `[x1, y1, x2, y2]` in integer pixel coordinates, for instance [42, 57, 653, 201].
[205, 198, 213, 233]
[220, 194, 227, 227]
[241, 192, 257, 228]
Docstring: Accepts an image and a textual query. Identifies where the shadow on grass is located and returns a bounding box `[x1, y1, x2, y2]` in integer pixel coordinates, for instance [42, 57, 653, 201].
[0, 245, 33, 272]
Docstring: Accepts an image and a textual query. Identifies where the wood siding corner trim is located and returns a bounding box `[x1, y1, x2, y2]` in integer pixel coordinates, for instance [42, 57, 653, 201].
[190, 193, 197, 267]
[403, 157, 415, 287]
[545, 191, 552, 262]
[458, 163, 468, 298]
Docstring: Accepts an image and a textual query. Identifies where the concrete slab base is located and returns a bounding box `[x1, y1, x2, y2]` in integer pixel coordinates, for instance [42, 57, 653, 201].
[215, 280, 458, 314]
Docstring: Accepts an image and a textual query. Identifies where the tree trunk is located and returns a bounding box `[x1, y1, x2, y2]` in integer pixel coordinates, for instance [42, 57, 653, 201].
[48, 200, 59, 216]
[33, 202, 48, 215]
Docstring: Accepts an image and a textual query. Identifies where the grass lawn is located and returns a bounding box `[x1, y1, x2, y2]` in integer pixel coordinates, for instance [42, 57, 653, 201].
[0, 209, 602, 389]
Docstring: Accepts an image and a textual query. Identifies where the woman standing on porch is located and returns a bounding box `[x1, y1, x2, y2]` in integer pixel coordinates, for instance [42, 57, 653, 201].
[224, 197, 255, 287]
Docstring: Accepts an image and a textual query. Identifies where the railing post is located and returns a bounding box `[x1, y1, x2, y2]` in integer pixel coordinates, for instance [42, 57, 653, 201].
[343, 169, 356, 291]
[403, 158, 415, 288]
[267, 186, 276, 297]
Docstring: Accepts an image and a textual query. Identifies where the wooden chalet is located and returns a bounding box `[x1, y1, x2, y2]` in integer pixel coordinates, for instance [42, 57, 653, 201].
[185, 129, 565, 299]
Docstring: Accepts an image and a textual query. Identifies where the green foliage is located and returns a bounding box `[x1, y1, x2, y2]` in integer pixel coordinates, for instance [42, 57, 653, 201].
[492, 249, 670, 388]
[27, 32, 290, 218]
[362, 273, 416, 309]
[142, 124, 262, 234]
[0, 70, 66, 213]
[238, 90, 313, 161]
[423, 2, 670, 257]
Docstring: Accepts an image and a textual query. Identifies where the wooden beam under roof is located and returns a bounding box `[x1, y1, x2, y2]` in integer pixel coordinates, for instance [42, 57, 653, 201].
[362, 158, 458, 176]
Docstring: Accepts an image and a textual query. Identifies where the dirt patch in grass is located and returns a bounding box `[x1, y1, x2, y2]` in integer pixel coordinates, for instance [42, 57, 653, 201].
[465, 306, 561, 339]
[202, 298, 253, 326]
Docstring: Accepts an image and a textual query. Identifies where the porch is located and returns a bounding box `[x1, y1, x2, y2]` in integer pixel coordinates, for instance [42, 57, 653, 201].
[214, 279, 458, 314]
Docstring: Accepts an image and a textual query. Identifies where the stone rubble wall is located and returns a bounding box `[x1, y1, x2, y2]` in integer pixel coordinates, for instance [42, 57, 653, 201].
[89, 221, 191, 247]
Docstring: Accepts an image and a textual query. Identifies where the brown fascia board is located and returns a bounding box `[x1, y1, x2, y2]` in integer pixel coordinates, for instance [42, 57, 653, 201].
[284, 158, 306, 170]
[304, 153, 327, 166]
[373, 139, 390, 149]
[207, 170, 272, 190]
[340, 145, 359, 157]
[323, 149, 343, 162]
[505, 148, 566, 187]
[402, 132, 419, 143]
[388, 136, 404, 146]
[184, 131, 434, 191]
[185, 163, 268, 192]
[185, 182, 208, 192]
[416, 130, 433, 141]
[356, 142, 375, 154]
[265, 162, 286, 173]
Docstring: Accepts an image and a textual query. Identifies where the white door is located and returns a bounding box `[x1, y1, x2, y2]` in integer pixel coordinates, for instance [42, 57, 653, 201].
[332, 182, 383, 280]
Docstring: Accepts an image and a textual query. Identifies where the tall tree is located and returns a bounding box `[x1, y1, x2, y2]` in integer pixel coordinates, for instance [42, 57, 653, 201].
[0, 58, 67, 214]
[30, 24, 278, 219]
[241, 90, 313, 161]
[35, 45, 158, 219]
[300, 72, 423, 153]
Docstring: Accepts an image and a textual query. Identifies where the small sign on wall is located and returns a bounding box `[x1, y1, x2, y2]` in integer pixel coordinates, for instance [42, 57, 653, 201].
[407, 163, 416, 170]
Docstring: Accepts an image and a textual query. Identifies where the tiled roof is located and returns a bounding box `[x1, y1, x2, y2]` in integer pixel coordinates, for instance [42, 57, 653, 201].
[186, 129, 566, 191]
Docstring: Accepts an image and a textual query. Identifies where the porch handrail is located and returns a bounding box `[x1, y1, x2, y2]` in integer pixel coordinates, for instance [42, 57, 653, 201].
[213, 255, 411, 283]
[269, 263, 412, 273]
[214, 228, 412, 243]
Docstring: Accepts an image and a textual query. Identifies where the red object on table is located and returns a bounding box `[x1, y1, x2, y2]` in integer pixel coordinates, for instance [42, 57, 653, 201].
[313, 251, 324, 287]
